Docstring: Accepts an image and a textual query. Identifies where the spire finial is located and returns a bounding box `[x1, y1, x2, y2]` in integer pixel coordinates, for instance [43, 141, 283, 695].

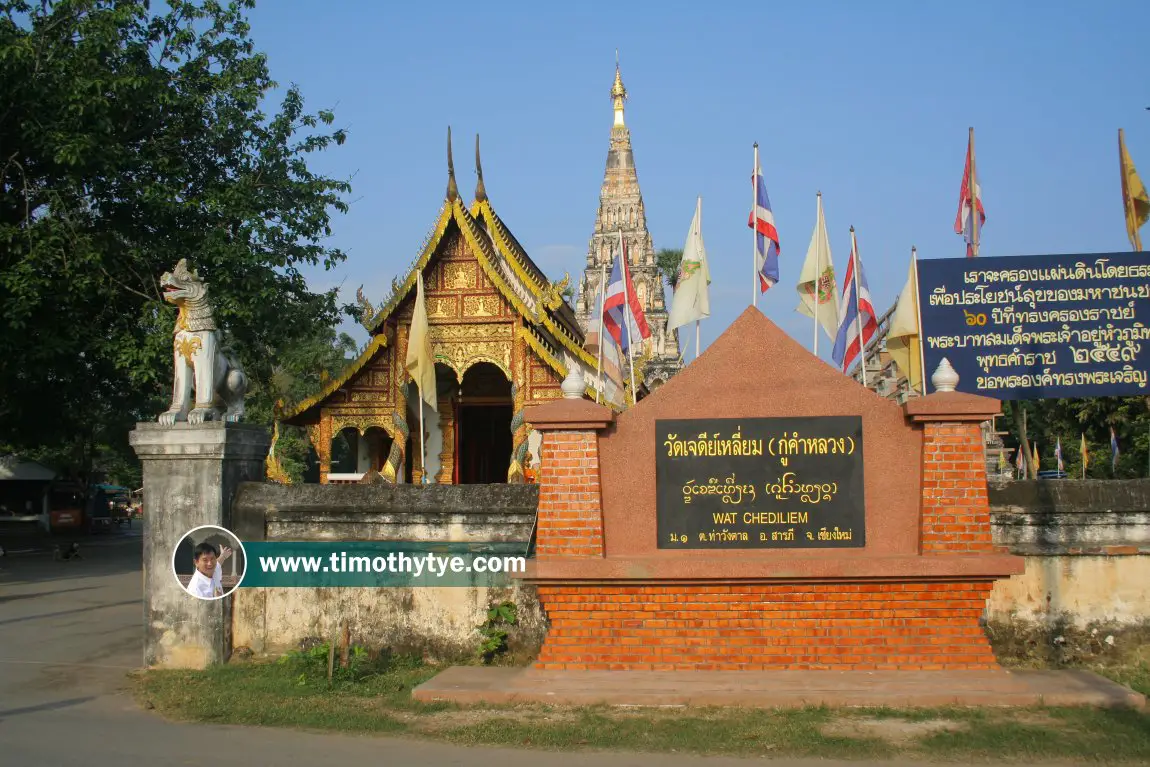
[611, 53, 627, 127]
[474, 133, 487, 202]
[446, 126, 458, 202]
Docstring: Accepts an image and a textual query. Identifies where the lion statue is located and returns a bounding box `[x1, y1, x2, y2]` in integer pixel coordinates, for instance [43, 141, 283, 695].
[157, 259, 248, 425]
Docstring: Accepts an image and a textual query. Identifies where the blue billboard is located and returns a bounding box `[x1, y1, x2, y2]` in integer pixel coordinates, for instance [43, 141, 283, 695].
[916, 251, 1150, 399]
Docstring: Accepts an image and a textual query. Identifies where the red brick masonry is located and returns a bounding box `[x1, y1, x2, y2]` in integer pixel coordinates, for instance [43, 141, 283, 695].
[521, 309, 1024, 672]
[534, 582, 998, 671]
[535, 431, 604, 559]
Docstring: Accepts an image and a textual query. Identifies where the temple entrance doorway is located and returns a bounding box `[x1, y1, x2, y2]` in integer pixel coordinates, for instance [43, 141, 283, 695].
[456, 362, 512, 484]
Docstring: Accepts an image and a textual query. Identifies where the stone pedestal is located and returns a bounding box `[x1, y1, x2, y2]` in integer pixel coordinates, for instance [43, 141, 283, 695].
[129, 422, 270, 669]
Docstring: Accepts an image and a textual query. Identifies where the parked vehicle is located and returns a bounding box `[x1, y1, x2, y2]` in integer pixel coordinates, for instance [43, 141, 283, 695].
[1036, 470, 1068, 479]
[49, 483, 86, 531]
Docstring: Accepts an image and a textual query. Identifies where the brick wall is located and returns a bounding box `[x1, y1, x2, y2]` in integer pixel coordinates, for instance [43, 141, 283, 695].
[523, 387, 1016, 673]
[535, 582, 998, 671]
[921, 422, 997, 555]
[536, 431, 604, 559]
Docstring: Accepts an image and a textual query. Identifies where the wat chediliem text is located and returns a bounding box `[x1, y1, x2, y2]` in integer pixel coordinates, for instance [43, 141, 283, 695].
[656, 417, 865, 549]
[917, 252, 1150, 399]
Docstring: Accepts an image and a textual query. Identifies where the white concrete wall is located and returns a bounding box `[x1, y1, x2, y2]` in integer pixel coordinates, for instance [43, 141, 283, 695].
[989, 554, 1150, 627]
[233, 582, 542, 660]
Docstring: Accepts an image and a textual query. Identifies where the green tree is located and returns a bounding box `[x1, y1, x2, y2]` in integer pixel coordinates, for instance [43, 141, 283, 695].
[1001, 397, 1150, 479]
[0, 0, 354, 485]
[656, 248, 683, 290]
[257, 325, 359, 482]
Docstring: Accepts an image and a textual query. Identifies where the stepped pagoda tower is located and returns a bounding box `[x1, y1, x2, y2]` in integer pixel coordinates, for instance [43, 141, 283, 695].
[574, 60, 681, 389]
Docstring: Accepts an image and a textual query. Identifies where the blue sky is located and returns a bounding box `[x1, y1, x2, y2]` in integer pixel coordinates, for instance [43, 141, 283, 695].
[246, 0, 1150, 363]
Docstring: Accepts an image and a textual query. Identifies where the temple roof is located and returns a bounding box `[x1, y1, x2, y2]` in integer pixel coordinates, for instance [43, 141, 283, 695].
[282, 131, 608, 424]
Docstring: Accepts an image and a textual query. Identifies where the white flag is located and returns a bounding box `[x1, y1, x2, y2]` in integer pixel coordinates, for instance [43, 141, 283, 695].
[795, 193, 838, 341]
[887, 249, 922, 393]
[405, 271, 438, 411]
[667, 197, 710, 332]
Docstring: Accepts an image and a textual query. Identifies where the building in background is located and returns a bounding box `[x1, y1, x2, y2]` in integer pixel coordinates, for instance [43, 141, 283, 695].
[282, 135, 610, 484]
[574, 63, 681, 391]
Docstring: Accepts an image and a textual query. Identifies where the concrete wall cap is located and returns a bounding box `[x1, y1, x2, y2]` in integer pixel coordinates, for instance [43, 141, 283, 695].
[525, 399, 615, 431]
[903, 391, 1001, 422]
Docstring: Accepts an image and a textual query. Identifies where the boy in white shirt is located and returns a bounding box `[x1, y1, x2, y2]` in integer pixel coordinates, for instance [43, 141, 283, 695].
[186, 541, 232, 599]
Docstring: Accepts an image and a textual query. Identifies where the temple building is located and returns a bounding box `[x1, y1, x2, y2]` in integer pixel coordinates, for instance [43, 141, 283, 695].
[281, 132, 612, 484]
[574, 62, 682, 389]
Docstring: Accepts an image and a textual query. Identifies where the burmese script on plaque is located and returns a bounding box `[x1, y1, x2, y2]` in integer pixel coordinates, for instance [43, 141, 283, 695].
[917, 251, 1150, 400]
[655, 416, 865, 549]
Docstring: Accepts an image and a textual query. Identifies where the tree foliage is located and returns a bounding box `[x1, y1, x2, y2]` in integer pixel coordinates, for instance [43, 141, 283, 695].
[656, 248, 682, 290]
[1001, 397, 1150, 479]
[0, 0, 354, 483]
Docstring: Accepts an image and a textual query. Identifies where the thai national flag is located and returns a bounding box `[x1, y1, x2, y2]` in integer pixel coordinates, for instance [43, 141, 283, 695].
[954, 134, 985, 258]
[831, 231, 878, 374]
[1111, 427, 1120, 471]
[749, 148, 781, 292]
[602, 233, 650, 358]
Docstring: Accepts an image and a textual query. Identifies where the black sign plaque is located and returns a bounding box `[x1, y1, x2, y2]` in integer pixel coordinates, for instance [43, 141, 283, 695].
[656, 416, 865, 549]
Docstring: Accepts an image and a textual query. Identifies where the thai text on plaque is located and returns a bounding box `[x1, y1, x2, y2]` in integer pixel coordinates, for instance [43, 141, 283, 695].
[655, 416, 865, 549]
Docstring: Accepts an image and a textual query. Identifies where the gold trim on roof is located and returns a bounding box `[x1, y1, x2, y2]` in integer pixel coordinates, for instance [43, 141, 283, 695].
[470, 199, 599, 372]
[471, 200, 548, 295]
[364, 202, 452, 335]
[282, 334, 389, 421]
[518, 326, 618, 409]
[291, 161, 620, 423]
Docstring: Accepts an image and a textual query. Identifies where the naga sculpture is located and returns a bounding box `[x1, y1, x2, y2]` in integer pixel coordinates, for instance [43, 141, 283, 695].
[157, 259, 248, 425]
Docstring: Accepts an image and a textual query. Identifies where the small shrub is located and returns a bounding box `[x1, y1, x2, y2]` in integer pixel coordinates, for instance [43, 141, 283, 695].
[277, 642, 389, 685]
[477, 601, 518, 663]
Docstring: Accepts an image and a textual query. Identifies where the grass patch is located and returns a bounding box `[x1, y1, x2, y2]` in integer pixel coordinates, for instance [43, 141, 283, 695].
[1099, 663, 1150, 697]
[133, 647, 1150, 762]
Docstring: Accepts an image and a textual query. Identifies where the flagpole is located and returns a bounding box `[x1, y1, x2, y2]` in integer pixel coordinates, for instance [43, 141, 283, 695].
[814, 192, 822, 358]
[619, 230, 637, 403]
[595, 261, 606, 403]
[418, 394, 426, 484]
[752, 143, 759, 307]
[850, 226, 867, 388]
[968, 127, 980, 258]
[695, 195, 702, 360]
[909, 245, 920, 394]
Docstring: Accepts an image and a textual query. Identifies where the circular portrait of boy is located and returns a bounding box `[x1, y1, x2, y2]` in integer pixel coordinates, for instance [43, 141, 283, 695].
[172, 525, 246, 600]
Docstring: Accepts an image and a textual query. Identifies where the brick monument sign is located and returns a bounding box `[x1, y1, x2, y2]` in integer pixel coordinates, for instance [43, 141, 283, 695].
[519, 306, 1025, 671]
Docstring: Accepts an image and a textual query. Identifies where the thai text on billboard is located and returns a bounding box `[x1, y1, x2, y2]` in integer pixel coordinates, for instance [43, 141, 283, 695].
[916, 252, 1150, 399]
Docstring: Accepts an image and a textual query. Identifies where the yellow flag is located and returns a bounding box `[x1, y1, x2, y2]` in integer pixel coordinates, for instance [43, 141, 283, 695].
[405, 271, 438, 411]
[1119, 128, 1150, 251]
[1080, 433, 1089, 473]
[886, 248, 922, 393]
[1032, 442, 1040, 475]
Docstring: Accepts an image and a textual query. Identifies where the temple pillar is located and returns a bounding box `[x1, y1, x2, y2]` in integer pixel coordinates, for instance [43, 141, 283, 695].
[311, 416, 331, 484]
[422, 401, 442, 482]
[508, 334, 529, 483]
[383, 328, 409, 483]
[437, 392, 455, 484]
